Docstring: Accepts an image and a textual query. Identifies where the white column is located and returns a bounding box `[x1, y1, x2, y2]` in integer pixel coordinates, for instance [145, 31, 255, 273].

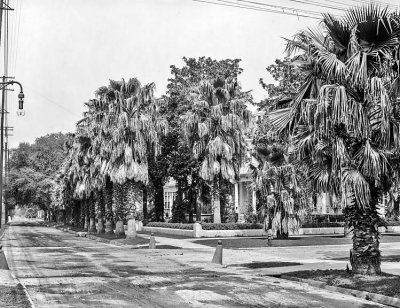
[234, 182, 239, 214]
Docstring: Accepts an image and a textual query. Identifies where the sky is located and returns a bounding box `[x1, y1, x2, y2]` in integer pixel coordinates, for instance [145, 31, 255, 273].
[3, 0, 399, 148]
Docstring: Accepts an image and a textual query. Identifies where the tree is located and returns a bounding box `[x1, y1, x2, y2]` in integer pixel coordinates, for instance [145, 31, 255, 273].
[258, 57, 304, 111]
[6, 133, 71, 220]
[100, 78, 167, 234]
[165, 57, 244, 222]
[277, 5, 400, 275]
[183, 78, 251, 223]
[253, 118, 310, 238]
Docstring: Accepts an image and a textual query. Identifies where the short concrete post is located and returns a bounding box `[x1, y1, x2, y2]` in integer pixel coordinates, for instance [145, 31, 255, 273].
[149, 232, 156, 249]
[267, 229, 273, 247]
[193, 222, 202, 238]
[126, 217, 137, 239]
[212, 240, 223, 264]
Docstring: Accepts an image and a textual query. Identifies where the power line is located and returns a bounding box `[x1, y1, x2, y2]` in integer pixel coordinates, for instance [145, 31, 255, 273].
[193, 0, 321, 19]
[24, 86, 81, 117]
[11, 0, 21, 77]
[234, 0, 326, 16]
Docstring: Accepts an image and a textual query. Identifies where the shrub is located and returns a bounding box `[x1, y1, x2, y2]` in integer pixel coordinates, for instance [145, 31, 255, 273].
[304, 214, 345, 224]
[386, 220, 400, 226]
[146, 222, 193, 230]
[302, 222, 345, 228]
[201, 223, 263, 230]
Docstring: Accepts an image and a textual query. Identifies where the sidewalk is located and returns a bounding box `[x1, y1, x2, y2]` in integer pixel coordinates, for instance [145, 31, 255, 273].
[0, 224, 34, 308]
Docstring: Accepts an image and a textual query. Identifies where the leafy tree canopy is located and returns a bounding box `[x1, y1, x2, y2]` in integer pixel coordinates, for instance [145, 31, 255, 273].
[6, 132, 71, 211]
[258, 57, 304, 111]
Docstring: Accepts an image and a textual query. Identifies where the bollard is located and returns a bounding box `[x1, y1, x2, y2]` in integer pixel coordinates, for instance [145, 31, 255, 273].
[211, 240, 223, 265]
[267, 229, 273, 247]
[149, 232, 156, 249]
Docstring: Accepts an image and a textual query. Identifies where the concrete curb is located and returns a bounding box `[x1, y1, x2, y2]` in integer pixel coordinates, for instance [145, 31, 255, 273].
[0, 226, 35, 308]
[54, 225, 147, 249]
[281, 275, 400, 308]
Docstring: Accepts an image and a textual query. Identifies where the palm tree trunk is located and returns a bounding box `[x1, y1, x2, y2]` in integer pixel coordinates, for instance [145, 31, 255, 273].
[97, 190, 105, 234]
[188, 186, 194, 223]
[104, 179, 114, 234]
[79, 201, 85, 229]
[113, 183, 125, 236]
[212, 180, 221, 223]
[348, 206, 381, 275]
[142, 185, 148, 223]
[124, 180, 137, 238]
[153, 177, 164, 221]
[196, 185, 202, 222]
[84, 199, 89, 231]
[88, 195, 97, 233]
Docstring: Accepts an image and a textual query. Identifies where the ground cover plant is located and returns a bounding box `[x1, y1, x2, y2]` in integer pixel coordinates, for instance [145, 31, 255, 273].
[285, 269, 400, 298]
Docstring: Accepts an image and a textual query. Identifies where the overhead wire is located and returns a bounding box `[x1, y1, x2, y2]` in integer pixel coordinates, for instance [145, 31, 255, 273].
[12, 0, 21, 78]
[193, 0, 321, 19]
[234, 0, 328, 17]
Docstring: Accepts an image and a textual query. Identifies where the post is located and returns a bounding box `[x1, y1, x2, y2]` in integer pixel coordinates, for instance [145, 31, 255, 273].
[0, 75, 5, 228]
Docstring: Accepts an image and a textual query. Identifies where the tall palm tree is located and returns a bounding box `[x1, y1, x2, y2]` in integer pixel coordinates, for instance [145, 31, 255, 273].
[102, 78, 167, 235]
[183, 78, 251, 223]
[275, 5, 400, 275]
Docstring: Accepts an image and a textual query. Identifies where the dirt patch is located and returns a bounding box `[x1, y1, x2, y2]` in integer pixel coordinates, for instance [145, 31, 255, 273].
[232, 261, 302, 269]
[138, 245, 182, 249]
[285, 269, 400, 298]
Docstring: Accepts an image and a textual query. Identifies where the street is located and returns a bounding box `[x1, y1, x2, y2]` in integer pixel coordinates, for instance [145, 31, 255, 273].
[1, 219, 386, 307]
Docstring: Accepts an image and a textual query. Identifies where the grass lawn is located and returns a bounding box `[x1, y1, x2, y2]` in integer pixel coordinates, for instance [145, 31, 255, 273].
[285, 269, 400, 298]
[0, 285, 32, 308]
[193, 233, 400, 248]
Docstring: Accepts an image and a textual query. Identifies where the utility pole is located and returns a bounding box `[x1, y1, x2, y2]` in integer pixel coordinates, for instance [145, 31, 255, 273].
[0, 0, 5, 229]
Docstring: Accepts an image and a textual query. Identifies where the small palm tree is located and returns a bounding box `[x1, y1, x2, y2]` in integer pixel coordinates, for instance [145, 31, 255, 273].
[183, 78, 251, 223]
[253, 119, 310, 238]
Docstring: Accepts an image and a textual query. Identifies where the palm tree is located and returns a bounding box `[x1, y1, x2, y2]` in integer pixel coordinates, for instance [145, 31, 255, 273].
[183, 78, 251, 223]
[275, 5, 400, 275]
[253, 118, 310, 238]
[102, 78, 167, 235]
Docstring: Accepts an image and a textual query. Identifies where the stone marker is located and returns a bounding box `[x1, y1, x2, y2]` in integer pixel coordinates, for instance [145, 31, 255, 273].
[149, 232, 156, 249]
[212, 240, 223, 264]
[126, 217, 137, 239]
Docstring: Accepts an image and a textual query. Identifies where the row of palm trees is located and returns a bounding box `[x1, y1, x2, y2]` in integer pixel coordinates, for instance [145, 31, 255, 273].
[52, 77, 252, 236]
[52, 4, 400, 276]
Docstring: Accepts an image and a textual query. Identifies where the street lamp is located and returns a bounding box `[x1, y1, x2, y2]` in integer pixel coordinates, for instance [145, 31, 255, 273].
[0, 80, 24, 227]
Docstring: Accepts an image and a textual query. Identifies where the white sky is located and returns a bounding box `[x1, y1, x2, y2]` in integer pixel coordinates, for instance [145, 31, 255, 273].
[3, 0, 399, 148]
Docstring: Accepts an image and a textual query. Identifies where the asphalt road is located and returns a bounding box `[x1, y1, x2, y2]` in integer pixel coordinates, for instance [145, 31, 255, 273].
[2, 219, 386, 307]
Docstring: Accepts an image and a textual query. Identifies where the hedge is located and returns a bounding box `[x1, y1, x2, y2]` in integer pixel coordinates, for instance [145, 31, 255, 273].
[302, 222, 345, 228]
[146, 222, 193, 230]
[145, 222, 263, 230]
[201, 223, 263, 230]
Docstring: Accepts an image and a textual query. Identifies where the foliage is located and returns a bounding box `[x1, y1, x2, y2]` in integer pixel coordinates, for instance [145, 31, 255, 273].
[146, 222, 193, 229]
[200, 222, 263, 230]
[301, 222, 345, 228]
[258, 57, 304, 111]
[6, 133, 71, 211]
[164, 57, 246, 222]
[253, 116, 310, 234]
